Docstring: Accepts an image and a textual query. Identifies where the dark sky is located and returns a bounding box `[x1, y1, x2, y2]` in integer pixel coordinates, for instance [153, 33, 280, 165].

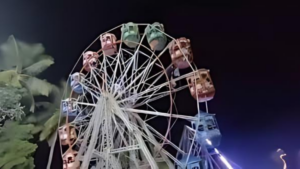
[1, 0, 300, 169]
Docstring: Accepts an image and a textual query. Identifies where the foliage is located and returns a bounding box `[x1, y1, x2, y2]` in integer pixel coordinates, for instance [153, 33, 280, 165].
[0, 84, 28, 123]
[26, 102, 58, 135]
[0, 35, 55, 112]
[39, 109, 61, 141]
[39, 80, 68, 143]
[0, 35, 53, 74]
[0, 36, 60, 168]
[0, 121, 37, 169]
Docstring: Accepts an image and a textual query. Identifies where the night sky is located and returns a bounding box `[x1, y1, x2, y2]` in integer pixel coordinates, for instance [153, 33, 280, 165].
[1, 1, 300, 169]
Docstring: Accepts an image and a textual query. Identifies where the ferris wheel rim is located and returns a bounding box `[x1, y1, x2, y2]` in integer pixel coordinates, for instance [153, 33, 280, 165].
[57, 22, 202, 169]
[62, 36, 177, 158]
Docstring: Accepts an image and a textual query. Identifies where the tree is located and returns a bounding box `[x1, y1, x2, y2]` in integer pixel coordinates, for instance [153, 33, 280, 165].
[39, 81, 70, 169]
[0, 36, 58, 169]
[0, 121, 37, 169]
[0, 35, 55, 113]
[0, 84, 27, 123]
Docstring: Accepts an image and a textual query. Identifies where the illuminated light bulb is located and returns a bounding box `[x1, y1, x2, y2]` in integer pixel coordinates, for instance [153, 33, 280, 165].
[214, 148, 220, 154]
[206, 139, 212, 145]
[280, 153, 287, 169]
[220, 155, 234, 169]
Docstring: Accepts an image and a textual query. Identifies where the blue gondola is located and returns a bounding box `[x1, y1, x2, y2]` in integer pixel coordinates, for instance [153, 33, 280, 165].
[69, 72, 85, 94]
[61, 99, 78, 117]
[177, 155, 208, 169]
[191, 112, 221, 148]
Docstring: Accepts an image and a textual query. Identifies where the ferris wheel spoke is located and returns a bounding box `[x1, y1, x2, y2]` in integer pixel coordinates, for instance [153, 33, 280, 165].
[145, 124, 185, 154]
[134, 52, 140, 89]
[134, 90, 171, 107]
[144, 103, 159, 114]
[128, 51, 154, 91]
[135, 84, 189, 108]
[120, 50, 132, 65]
[131, 51, 138, 91]
[130, 64, 173, 101]
[122, 67, 151, 97]
[117, 86, 165, 106]
[117, 33, 146, 92]
[130, 30, 147, 83]
[128, 122, 159, 168]
[143, 103, 164, 122]
[111, 53, 127, 96]
[136, 70, 195, 100]
[84, 85, 102, 101]
[111, 46, 123, 85]
[105, 55, 119, 74]
[137, 63, 176, 98]
[132, 69, 163, 94]
[114, 52, 135, 96]
[81, 78, 99, 91]
[118, 52, 131, 91]
[112, 115, 131, 146]
[130, 80, 169, 99]
[106, 54, 118, 64]
[104, 58, 116, 76]
[115, 57, 160, 101]
[137, 45, 170, 89]
[124, 56, 153, 87]
[129, 123, 171, 157]
[138, 131, 183, 167]
[110, 145, 141, 154]
[131, 113, 175, 168]
[72, 108, 87, 121]
[91, 69, 105, 93]
[97, 62, 105, 74]
[119, 51, 165, 98]
[121, 63, 150, 92]
[123, 108, 197, 121]
[121, 69, 164, 99]
[75, 101, 97, 107]
[81, 81, 102, 98]
[103, 56, 109, 92]
[137, 56, 155, 93]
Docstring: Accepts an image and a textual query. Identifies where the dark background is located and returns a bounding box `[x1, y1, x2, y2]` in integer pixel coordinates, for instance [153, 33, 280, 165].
[1, 0, 300, 169]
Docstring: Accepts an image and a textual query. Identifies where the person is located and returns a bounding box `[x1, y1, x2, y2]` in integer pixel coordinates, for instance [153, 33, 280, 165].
[166, 65, 181, 89]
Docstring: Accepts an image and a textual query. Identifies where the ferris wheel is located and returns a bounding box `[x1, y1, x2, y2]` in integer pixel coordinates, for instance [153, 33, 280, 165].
[55, 22, 217, 169]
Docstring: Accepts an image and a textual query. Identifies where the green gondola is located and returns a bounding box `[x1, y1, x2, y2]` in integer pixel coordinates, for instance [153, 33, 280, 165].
[121, 22, 140, 48]
[145, 22, 167, 51]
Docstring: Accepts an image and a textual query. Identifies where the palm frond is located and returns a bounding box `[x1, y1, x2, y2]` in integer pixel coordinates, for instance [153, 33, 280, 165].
[0, 70, 21, 87]
[0, 121, 35, 142]
[0, 35, 22, 72]
[39, 110, 63, 141]
[22, 57, 54, 76]
[0, 140, 36, 169]
[17, 40, 45, 68]
[19, 80, 35, 112]
[0, 35, 54, 72]
[19, 75, 53, 97]
[26, 102, 55, 124]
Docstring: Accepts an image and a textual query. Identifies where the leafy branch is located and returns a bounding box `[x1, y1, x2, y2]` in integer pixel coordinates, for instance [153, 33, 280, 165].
[0, 35, 55, 113]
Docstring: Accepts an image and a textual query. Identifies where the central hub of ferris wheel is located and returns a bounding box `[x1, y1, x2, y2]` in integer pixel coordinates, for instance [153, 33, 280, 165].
[51, 22, 234, 169]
